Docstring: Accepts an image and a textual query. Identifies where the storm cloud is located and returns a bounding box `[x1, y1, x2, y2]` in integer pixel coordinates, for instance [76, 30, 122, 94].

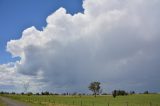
[1, 0, 160, 93]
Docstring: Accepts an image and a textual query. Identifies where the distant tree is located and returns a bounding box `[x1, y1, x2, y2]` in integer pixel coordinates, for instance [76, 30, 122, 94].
[82, 93, 86, 95]
[0, 92, 9, 94]
[112, 90, 128, 98]
[41, 91, 49, 95]
[36, 92, 40, 95]
[102, 93, 108, 95]
[27, 92, 33, 96]
[88, 81, 101, 97]
[72, 92, 77, 96]
[78, 93, 82, 97]
[144, 91, 149, 94]
[62, 93, 67, 95]
[0, 91, 4, 94]
[130, 91, 135, 95]
[11, 92, 16, 95]
[54, 93, 59, 95]
[112, 90, 117, 98]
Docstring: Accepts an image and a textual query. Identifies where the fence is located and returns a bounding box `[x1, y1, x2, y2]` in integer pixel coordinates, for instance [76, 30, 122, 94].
[3, 94, 160, 106]
[25, 98, 159, 106]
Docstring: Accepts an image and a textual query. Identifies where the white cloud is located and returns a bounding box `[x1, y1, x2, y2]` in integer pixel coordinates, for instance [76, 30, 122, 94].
[1, 0, 160, 92]
[0, 62, 45, 92]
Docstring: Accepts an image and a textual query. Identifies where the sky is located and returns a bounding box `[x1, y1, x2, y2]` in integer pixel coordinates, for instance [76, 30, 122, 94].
[0, 0, 160, 93]
[0, 0, 83, 64]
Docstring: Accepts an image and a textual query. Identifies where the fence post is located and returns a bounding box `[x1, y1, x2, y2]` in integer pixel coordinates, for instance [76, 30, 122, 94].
[53, 100, 55, 106]
[81, 100, 82, 106]
[107, 102, 109, 106]
[126, 102, 128, 106]
[150, 102, 152, 106]
[92, 101, 94, 106]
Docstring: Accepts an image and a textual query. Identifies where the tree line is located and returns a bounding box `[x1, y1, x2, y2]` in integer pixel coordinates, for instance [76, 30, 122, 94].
[88, 81, 154, 98]
[0, 81, 154, 98]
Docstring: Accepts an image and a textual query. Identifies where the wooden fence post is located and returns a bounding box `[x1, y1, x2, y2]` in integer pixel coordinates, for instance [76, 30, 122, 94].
[126, 102, 128, 106]
[81, 100, 82, 106]
[53, 100, 55, 106]
[150, 102, 152, 106]
[107, 102, 109, 106]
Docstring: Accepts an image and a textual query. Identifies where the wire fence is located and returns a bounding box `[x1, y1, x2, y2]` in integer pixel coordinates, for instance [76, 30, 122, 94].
[25, 98, 160, 106]
[2, 94, 160, 106]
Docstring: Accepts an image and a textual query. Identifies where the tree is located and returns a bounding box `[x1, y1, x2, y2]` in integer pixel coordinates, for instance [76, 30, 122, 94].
[41, 91, 50, 95]
[36, 92, 40, 95]
[112, 90, 117, 98]
[130, 91, 135, 95]
[27, 92, 33, 96]
[144, 91, 149, 94]
[112, 90, 128, 98]
[88, 81, 101, 97]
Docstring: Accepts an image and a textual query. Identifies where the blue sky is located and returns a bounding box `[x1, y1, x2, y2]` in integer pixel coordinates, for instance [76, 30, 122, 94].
[0, 0, 83, 64]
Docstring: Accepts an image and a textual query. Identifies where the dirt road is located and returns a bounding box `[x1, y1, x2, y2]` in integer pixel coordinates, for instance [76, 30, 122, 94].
[0, 96, 29, 106]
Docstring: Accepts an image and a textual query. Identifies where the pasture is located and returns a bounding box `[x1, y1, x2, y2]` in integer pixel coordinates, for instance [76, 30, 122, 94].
[1, 94, 160, 106]
[0, 99, 5, 106]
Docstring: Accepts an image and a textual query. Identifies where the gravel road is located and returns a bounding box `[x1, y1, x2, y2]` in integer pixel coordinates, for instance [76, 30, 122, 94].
[0, 96, 29, 106]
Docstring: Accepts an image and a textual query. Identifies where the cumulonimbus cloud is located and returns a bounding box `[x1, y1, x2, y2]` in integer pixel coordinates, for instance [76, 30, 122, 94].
[1, 0, 160, 93]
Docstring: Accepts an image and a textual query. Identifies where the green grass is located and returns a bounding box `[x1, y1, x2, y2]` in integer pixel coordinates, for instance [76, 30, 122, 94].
[0, 98, 6, 106]
[1, 94, 160, 106]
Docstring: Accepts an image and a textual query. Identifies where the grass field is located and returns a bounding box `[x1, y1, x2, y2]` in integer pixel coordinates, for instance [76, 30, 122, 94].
[1, 94, 160, 106]
[0, 99, 5, 106]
